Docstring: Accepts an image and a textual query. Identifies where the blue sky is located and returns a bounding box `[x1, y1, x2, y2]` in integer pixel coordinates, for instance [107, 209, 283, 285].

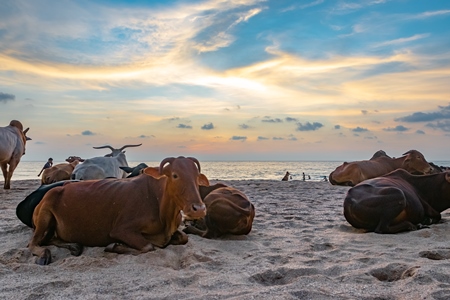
[1, 0, 449, 162]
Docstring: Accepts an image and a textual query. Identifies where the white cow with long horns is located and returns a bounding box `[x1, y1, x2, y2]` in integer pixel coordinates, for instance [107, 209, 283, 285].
[71, 144, 142, 180]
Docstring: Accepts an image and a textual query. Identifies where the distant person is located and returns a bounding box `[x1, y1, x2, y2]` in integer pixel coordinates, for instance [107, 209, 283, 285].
[302, 172, 306, 181]
[308, 175, 311, 180]
[281, 171, 291, 181]
[38, 158, 53, 177]
[322, 176, 328, 182]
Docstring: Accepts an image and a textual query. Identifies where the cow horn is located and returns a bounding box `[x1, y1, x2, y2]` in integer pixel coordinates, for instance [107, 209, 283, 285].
[23, 127, 29, 134]
[93, 145, 115, 151]
[119, 144, 142, 151]
[188, 157, 201, 173]
[159, 157, 176, 174]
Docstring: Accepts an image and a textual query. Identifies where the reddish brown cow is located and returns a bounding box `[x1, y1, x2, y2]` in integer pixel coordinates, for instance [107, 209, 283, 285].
[41, 160, 81, 184]
[185, 184, 255, 238]
[28, 156, 206, 265]
[329, 150, 434, 186]
[343, 169, 450, 234]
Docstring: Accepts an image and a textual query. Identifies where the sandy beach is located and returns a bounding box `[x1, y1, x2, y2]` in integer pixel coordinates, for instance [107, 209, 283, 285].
[1, 179, 450, 299]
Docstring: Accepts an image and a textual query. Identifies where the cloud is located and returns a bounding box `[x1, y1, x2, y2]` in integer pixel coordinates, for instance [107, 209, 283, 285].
[82, 130, 96, 136]
[373, 34, 430, 48]
[334, 125, 341, 129]
[239, 124, 251, 129]
[257, 136, 269, 141]
[177, 124, 192, 129]
[296, 122, 323, 131]
[230, 136, 247, 141]
[288, 134, 297, 141]
[273, 137, 284, 140]
[383, 125, 409, 132]
[285, 117, 298, 122]
[426, 120, 450, 132]
[262, 116, 283, 123]
[201, 122, 214, 130]
[413, 10, 450, 19]
[416, 130, 425, 134]
[0, 92, 15, 103]
[138, 134, 155, 138]
[395, 105, 450, 122]
[166, 117, 180, 122]
[361, 110, 368, 115]
[352, 126, 369, 133]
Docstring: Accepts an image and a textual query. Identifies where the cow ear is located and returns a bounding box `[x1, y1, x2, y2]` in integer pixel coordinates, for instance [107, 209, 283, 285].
[198, 173, 210, 186]
[445, 172, 450, 183]
[143, 167, 164, 179]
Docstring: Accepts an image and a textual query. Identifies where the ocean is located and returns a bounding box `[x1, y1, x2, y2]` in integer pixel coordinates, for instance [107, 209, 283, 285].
[13, 160, 344, 181]
[11, 160, 450, 182]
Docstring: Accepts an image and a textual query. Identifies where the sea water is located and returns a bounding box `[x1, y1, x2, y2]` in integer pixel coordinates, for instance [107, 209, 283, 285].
[10, 160, 450, 182]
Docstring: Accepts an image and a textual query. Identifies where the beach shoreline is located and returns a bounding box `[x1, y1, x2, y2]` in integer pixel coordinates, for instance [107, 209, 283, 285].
[1, 179, 450, 299]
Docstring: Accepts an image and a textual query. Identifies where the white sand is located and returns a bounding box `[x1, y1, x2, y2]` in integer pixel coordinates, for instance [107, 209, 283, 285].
[1, 179, 450, 299]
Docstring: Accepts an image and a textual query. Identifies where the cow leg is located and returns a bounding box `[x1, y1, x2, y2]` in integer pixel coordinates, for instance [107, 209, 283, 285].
[169, 229, 189, 245]
[105, 242, 155, 255]
[420, 201, 442, 225]
[48, 238, 84, 256]
[28, 211, 56, 265]
[106, 228, 156, 254]
[1, 163, 9, 189]
[183, 225, 208, 238]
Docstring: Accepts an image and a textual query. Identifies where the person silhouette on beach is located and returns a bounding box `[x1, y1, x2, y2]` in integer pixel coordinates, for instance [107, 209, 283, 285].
[302, 172, 305, 181]
[37, 158, 53, 177]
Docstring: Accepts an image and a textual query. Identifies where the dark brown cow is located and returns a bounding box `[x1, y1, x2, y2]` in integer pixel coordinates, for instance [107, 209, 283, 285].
[329, 150, 434, 186]
[41, 160, 81, 184]
[28, 156, 206, 265]
[343, 169, 450, 234]
[184, 184, 255, 238]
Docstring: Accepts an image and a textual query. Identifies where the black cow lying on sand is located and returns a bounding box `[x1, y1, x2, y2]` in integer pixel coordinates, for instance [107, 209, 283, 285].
[343, 169, 450, 234]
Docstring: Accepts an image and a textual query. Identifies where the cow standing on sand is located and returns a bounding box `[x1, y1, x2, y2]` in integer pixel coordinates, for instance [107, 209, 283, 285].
[28, 156, 207, 265]
[0, 120, 31, 189]
[343, 169, 450, 234]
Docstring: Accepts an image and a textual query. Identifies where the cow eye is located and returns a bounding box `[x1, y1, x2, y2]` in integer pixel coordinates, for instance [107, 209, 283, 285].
[172, 173, 178, 179]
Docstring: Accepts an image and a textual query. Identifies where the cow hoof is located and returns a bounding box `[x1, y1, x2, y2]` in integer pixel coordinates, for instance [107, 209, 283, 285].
[36, 249, 52, 265]
[69, 244, 84, 256]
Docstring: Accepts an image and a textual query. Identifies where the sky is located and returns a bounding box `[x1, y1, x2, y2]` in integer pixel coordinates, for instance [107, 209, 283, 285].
[1, 0, 450, 162]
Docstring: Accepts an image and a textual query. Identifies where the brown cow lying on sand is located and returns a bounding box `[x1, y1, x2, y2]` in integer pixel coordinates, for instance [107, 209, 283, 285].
[184, 183, 255, 238]
[329, 150, 434, 186]
[343, 169, 450, 234]
[28, 156, 206, 265]
[41, 160, 81, 184]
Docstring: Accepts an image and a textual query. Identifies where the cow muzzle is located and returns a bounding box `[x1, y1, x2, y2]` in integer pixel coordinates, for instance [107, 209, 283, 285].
[184, 203, 206, 219]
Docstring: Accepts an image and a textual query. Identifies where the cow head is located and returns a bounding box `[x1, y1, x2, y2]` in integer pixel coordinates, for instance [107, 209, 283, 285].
[144, 157, 206, 219]
[402, 150, 434, 175]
